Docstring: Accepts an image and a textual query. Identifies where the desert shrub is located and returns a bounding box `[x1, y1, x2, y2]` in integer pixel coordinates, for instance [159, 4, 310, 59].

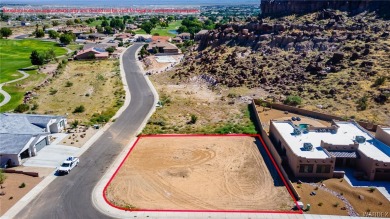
[31, 103, 39, 111]
[70, 120, 79, 128]
[372, 76, 386, 87]
[49, 88, 58, 95]
[333, 202, 339, 207]
[73, 105, 85, 113]
[189, 114, 198, 124]
[65, 81, 73, 87]
[369, 187, 376, 193]
[227, 93, 237, 98]
[318, 202, 323, 206]
[160, 94, 171, 105]
[0, 170, 6, 184]
[214, 122, 256, 134]
[14, 104, 30, 113]
[356, 96, 368, 111]
[284, 95, 302, 106]
[19, 182, 26, 188]
[90, 108, 117, 124]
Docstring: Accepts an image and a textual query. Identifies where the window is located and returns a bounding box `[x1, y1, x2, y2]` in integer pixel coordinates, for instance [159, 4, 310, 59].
[299, 164, 314, 173]
[316, 165, 331, 173]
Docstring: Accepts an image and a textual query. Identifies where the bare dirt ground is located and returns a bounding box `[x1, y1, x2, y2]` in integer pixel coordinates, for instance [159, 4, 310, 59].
[0, 173, 42, 216]
[106, 136, 294, 211]
[257, 107, 331, 132]
[33, 60, 124, 123]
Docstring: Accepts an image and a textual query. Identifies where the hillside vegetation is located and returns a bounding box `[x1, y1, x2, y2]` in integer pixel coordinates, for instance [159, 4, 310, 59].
[171, 10, 389, 124]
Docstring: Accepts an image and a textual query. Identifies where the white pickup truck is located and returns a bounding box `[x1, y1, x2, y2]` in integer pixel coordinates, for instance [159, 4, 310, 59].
[57, 156, 79, 175]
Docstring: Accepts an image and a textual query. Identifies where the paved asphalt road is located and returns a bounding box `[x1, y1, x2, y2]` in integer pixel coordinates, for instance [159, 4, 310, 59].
[17, 44, 154, 219]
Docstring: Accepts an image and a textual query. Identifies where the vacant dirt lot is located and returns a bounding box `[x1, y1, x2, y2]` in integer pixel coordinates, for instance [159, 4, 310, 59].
[0, 173, 42, 216]
[106, 136, 294, 211]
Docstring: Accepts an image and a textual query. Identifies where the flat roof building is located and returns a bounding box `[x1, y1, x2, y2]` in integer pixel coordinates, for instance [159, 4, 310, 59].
[376, 126, 390, 147]
[269, 120, 390, 181]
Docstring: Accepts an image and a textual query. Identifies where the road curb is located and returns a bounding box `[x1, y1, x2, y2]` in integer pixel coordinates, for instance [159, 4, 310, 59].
[1, 46, 133, 219]
[91, 44, 159, 218]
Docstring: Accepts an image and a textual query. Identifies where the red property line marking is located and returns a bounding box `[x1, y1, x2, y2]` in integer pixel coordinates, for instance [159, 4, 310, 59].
[103, 134, 303, 214]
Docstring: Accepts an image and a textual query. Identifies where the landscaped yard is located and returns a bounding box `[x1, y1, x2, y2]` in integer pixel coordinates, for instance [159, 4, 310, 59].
[135, 20, 182, 37]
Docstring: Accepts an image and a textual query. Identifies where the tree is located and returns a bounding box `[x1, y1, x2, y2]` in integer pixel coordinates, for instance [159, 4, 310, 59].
[96, 25, 103, 33]
[35, 29, 45, 38]
[44, 48, 56, 61]
[101, 20, 109, 27]
[52, 20, 59, 26]
[30, 50, 45, 66]
[43, 24, 49, 32]
[141, 21, 154, 34]
[105, 47, 115, 54]
[150, 17, 159, 26]
[104, 26, 113, 34]
[167, 16, 174, 23]
[48, 30, 59, 39]
[74, 18, 81, 24]
[59, 33, 75, 45]
[66, 20, 74, 26]
[0, 27, 12, 38]
[177, 26, 188, 34]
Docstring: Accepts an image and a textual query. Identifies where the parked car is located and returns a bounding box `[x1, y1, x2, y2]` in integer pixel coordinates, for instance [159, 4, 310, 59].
[57, 156, 79, 175]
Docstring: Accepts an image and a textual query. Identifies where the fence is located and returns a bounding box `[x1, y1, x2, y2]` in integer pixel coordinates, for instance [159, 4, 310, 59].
[3, 169, 39, 177]
[250, 101, 301, 201]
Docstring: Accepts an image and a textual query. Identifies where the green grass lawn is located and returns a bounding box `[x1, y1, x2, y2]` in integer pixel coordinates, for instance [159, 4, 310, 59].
[0, 39, 67, 112]
[86, 20, 103, 27]
[67, 43, 83, 52]
[0, 39, 67, 84]
[135, 20, 182, 37]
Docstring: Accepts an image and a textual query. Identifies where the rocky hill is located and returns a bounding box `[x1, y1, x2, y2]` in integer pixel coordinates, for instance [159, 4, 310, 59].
[260, 0, 390, 18]
[169, 9, 390, 124]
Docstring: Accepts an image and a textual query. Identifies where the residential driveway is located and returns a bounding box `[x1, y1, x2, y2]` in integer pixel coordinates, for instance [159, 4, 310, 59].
[23, 145, 79, 168]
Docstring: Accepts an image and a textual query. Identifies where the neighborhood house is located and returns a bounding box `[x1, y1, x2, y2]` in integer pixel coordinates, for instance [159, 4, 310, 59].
[269, 120, 390, 181]
[75, 47, 109, 60]
[0, 113, 67, 167]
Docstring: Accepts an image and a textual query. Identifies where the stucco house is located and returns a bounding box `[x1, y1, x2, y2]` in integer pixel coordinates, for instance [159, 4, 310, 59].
[75, 47, 109, 60]
[0, 113, 67, 167]
[269, 120, 390, 181]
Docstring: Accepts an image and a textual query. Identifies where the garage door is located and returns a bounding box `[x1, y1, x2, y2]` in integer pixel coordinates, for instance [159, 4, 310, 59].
[35, 138, 48, 152]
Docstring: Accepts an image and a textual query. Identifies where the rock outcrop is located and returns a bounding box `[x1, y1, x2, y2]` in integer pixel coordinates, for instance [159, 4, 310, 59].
[260, 0, 390, 18]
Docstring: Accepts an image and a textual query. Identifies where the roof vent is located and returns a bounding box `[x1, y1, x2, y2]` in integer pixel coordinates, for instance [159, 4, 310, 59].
[355, 136, 366, 143]
[293, 128, 301, 135]
[303, 143, 313, 151]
